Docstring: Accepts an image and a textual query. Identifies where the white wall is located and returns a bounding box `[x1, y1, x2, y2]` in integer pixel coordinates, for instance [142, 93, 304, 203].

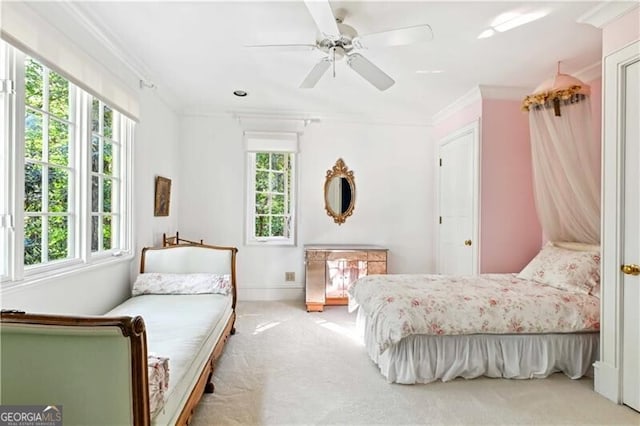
[177, 115, 435, 300]
[132, 89, 180, 270]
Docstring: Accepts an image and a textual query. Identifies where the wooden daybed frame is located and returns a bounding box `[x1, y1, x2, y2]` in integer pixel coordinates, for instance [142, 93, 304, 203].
[1, 236, 238, 425]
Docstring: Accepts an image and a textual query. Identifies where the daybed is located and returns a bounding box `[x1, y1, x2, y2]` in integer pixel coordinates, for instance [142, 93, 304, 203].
[348, 242, 601, 384]
[0, 239, 238, 425]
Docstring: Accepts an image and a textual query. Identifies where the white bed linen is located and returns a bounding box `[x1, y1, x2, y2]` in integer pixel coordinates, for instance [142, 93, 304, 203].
[106, 294, 232, 422]
[357, 308, 599, 384]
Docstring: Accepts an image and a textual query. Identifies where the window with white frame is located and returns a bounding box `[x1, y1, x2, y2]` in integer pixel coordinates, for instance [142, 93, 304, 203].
[0, 44, 11, 281]
[23, 57, 77, 266]
[0, 41, 133, 284]
[245, 133, 297, 245]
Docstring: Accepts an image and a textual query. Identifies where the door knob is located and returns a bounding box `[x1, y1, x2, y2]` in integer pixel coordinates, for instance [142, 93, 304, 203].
[464, 240, 472, 246]
[621, 264, 640, 276]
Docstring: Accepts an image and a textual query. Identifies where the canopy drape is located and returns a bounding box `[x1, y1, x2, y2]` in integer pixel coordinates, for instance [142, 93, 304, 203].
[522, 74, 600, 244]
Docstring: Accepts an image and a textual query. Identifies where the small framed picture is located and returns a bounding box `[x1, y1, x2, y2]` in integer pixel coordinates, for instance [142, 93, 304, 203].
[154, 176, 171, 217]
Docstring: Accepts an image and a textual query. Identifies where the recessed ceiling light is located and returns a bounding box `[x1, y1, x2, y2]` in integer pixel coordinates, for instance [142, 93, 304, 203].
[233, 90, 248, 97]
[415, 70, 444, 74]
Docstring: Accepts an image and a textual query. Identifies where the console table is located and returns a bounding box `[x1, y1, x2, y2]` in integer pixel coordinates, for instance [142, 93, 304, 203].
[304, 244, 388, 312]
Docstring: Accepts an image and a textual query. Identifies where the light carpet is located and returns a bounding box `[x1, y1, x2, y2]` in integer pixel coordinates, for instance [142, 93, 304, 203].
[191, 301, 639, 426]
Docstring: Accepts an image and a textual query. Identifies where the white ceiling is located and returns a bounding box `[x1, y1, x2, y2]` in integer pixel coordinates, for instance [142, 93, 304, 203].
[69, 1, 603, 124]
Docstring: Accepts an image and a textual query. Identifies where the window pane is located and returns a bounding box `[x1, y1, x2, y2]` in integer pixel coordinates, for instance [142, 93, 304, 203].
[25, 110, 43, 161]
[103, 140, 113, 175]
[103, 216, 112, 250]
[272, 216, 284, 237]
[272, 172, 284, 193]
[24, 216, 42, 265]
[49, 118, 69, 166]
[103, 105, 113, 138]
[256, 153, 269, 169]
[272, 194, 285, 215]
[271, 153, 284, 170]
[48, 167, 68, 212]
[92, 176, 99, 212]
[256, 171, 269, 192]
[255, 193, 268, 214]
[25, 58, 43, 109]
[48, 216, 68, 261]
[24, 162, 43, 212]
[48, 70, 69, 120]
[255, 216, 269, 237]
[91, 216, 99, 252]
[92, 99, 100, 132]
[103, 179, 112, 212]
[91, 136, 100, 172]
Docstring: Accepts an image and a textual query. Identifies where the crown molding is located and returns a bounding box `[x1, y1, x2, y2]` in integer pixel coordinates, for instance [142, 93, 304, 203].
[577, 2, 639, 29]
[574, 61, 603, 82]
[56, 2, 181, 113]
[431, 85, 531, 125]
[431, 86, 482, 125]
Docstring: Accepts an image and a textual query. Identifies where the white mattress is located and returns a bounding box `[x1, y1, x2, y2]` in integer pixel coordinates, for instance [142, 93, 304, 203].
[106, 294, 232, 423]
[357, 307, 599, 384]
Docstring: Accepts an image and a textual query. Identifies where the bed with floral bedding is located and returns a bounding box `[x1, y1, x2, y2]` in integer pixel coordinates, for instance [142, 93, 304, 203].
[348, 242, 601, 384]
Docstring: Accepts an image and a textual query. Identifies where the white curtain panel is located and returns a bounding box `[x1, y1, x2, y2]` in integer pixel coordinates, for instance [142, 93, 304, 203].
[528, 99, 600, 244]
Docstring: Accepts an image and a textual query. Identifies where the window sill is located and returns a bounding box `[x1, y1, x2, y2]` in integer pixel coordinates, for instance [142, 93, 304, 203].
[1, 253, 135, 295]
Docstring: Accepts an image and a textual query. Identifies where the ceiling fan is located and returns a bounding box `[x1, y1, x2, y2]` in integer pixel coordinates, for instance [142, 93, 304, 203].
[247, 0, 433, 91]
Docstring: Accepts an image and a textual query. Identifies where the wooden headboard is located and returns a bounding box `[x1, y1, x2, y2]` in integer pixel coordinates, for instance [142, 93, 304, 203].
[141, 242, 239, 310]
[162, 232, 203, 247]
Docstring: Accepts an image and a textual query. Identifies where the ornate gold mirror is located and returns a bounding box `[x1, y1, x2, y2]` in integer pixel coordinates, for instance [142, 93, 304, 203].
[324, 158, 355, 225]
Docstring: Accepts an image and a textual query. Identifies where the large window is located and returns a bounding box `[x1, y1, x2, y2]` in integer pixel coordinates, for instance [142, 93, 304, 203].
[23, 58, 77, 266]
[245, 133, 297, 246]
[0, 42, 133, 284]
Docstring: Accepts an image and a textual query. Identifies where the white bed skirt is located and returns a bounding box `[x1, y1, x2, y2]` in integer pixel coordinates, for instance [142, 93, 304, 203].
[357, 307, 599, 384]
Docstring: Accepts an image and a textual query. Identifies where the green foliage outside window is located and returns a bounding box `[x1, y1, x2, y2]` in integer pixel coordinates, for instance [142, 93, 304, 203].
[24, 57, 71, 265]
[254, 152, 292, 238]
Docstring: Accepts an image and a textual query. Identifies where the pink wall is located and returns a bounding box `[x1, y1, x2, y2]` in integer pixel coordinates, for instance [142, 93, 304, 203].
[602, 6, 640, 56]
[432, 78, 602, 273]
[480, 99, 541, 273]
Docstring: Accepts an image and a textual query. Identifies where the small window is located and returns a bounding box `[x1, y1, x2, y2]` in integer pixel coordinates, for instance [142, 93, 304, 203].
[245, 133, 297, 246]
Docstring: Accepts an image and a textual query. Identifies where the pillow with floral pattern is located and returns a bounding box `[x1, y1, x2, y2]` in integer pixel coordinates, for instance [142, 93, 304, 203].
[132, 273, 231, 296]
[518, 243, 600, 295]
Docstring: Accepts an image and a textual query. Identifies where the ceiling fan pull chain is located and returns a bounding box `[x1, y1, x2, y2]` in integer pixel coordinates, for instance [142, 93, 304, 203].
[332, 47, 336, 78]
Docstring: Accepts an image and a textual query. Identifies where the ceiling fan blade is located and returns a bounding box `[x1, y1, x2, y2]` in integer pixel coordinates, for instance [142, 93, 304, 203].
[346, 53, 395, 91]
[304, 0, 340, 37]
[300, 58, 332, 88]
[245, 43, 318, 52]
[353, 24, 433, 49]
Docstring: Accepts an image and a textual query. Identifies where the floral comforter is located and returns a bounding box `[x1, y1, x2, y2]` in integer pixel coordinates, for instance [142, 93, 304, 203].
[348, 274, 600, 353]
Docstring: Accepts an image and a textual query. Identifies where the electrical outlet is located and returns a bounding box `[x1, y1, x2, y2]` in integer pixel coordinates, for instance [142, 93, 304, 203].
[285, 272, 295, 282]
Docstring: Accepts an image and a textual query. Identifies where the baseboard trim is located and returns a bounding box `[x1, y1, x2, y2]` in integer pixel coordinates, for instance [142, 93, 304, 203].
[594, 361, 621, 403]
[238, 286, 304, 301]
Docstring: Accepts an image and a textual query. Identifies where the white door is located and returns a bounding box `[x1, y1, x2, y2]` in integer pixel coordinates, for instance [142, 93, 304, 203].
[438, 121, 479, 275]
[622, 58, 640, 412]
